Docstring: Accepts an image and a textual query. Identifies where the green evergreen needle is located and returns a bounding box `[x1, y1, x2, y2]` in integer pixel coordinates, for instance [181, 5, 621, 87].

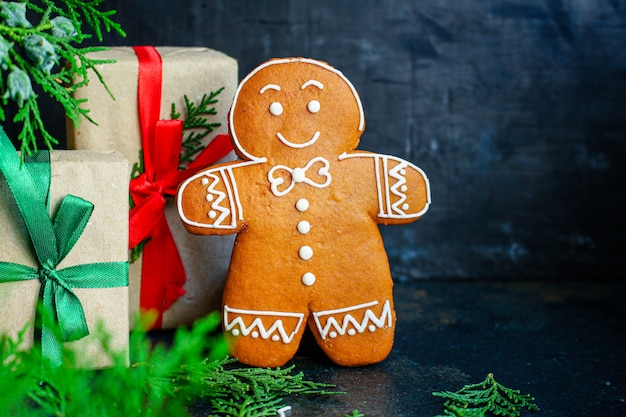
[433, 373, 539, 417]
[172, 87, 225, 167]
[0, 0, 126, 159]
[0, 313, 341, 416]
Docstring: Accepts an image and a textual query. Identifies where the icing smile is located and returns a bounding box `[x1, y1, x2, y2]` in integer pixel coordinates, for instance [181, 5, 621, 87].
[276, 131, 320, 149]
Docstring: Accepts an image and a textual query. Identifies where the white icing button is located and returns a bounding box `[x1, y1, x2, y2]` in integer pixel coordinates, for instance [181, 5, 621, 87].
[368, 325, 377, 332]
[201, 178, 209, 185]
[295, 198, 309, 212]
[329, 331, 338, 339]
[251, 331, 259, 338]
[231, 329, 240, 337]
[400, 169, 406, 175]
[348, 329, 356, 336]
[206, 194, 213, 202]
[402, 203, 409, 211]
[307, 100, 320, 113]
[292, 167, 306, 183]
[297, 220, 311, 234]
[401, 185, 408, 192]
[208, 210, 217, 219]
[301, 272, 316, 286]
[272, 335, 280, 342]
[269, 101, 283, 116]
[299, 246, 313, 260]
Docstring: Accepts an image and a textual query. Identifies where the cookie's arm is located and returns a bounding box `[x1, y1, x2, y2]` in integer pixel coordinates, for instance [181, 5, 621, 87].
[341, 152, 430, 224]
[374, 154, 430, 224]
[177, 163, 246, 236]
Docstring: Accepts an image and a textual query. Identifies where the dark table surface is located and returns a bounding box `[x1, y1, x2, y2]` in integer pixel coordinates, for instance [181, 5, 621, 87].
[263, 279, 626, 417]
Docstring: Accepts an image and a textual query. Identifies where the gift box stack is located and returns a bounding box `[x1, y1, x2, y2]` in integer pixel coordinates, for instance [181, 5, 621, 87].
[0, 45, 238, 366]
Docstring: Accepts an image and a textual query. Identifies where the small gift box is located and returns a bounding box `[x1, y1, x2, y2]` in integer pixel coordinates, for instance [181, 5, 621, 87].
[67, 46, 238, 329]
[0, 131, 129, 368]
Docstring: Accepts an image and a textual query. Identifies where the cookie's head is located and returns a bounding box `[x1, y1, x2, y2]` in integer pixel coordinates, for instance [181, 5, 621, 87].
[229, 58, 365, 161]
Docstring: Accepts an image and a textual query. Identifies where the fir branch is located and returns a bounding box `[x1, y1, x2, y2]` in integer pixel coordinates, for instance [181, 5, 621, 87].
[12, 47, 92, 125]
[13, 95, 58, 155]
[50, 0, 126, 42]
[209, 395, 286, 417]
[130, 149, 145, 180]
[0, 312, 342, 417]
[433, 373, 539, 417]
[0, 0, 125, 158]
[169, 357, 341, 414]
[56, 43, 116, 96]
[172, 87, 224, 167]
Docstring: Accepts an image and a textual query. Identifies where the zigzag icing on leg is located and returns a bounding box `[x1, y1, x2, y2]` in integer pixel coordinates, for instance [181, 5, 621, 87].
[223, 305, 305, 343]
[312, 300, 392, 340]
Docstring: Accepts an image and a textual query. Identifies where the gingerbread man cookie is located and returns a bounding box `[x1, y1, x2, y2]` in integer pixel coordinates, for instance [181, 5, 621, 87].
[177, 58, 430, 367]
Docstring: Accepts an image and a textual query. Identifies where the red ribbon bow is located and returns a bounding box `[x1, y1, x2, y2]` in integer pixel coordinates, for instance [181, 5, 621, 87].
[129, 46, 232, 329]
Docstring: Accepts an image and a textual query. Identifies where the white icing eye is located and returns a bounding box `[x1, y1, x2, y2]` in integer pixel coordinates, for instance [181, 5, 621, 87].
[307, 100, 320, 113]
[269, 102, 283, 116]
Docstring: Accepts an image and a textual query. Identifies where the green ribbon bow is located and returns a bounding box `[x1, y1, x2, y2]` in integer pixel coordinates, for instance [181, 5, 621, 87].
[0, 127, 128, 367]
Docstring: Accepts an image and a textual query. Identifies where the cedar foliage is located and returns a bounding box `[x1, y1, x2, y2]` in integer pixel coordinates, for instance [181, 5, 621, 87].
[171, 87, 224, 167]
[0, 313, 341, 416]
[0, 0, 125, 157]
[433, 373, 539, 417]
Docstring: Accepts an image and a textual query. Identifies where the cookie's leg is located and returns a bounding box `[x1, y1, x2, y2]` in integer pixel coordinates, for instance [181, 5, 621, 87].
[222, 304, 308, 367]
[309, 299, 396, 366]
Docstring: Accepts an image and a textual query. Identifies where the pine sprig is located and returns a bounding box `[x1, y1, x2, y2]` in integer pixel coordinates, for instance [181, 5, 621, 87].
[0, 312, 341, 417]
[0, 0, 125, 157]
[167, 357, 340, 416]
[13, 95, 58, 152]
[209, 395, 288, 417]
[58, 0, 125, 42]
[172, 87, 224, 167]
[433, 373, 539, 417]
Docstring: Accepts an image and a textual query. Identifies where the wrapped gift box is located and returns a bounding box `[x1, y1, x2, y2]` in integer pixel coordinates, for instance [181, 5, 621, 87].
[0, 150, 129, 368]
[67, 47, 237, 329]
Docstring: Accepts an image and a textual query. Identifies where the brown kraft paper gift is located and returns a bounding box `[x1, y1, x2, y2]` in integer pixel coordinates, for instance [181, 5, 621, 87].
[0, 150, 130, 368]
[67, 47, 238, 329]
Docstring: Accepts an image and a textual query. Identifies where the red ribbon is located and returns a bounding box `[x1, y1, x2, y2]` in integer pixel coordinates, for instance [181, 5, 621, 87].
[129, 46, 232, 329]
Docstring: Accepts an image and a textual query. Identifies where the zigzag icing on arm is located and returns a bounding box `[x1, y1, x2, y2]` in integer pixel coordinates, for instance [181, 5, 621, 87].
[338, 152, 430, 218]
[382, 157, 392, 217]
[205, 172, 231, 226]
[388, 161, 409, 216]
[373, 155, 385, 215]
[225, 166, 244, 221]
[178, 161, 261, 230]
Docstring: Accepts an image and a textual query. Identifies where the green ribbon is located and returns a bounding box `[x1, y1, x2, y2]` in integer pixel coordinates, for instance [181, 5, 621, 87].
[0, 127, 128, 367]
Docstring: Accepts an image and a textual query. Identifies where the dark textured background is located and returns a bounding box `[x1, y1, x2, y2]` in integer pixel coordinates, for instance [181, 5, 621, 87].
[34, 1, 626, 280]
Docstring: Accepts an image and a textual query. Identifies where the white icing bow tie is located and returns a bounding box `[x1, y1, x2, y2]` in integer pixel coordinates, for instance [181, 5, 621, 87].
[268, 157, 332, 197]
